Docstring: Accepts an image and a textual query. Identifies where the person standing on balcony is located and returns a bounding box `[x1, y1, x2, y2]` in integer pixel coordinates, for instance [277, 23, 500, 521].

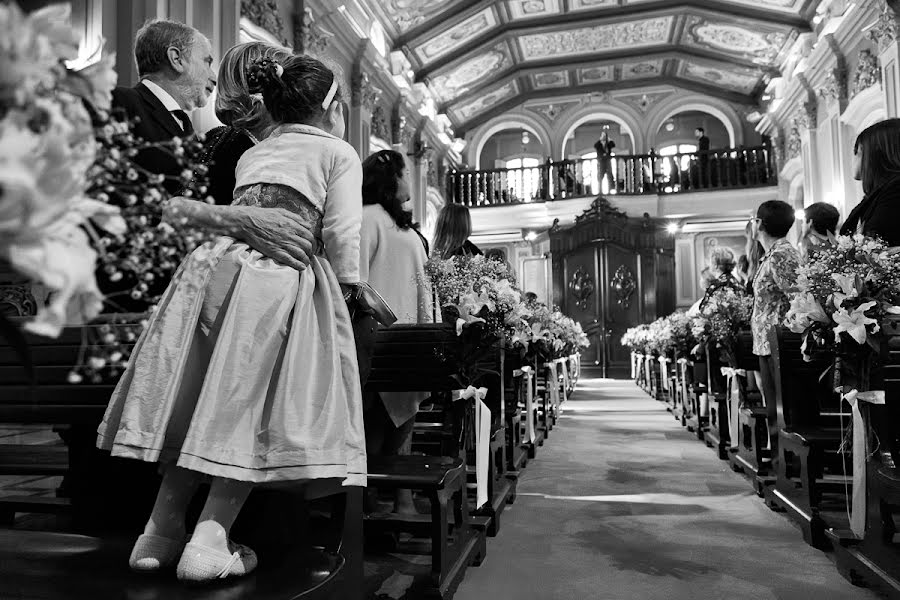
[593, 132, 616, 194]
[840, 119, 900, 246]
[695, 127, 710, 188]
[432, 204, 482, 259]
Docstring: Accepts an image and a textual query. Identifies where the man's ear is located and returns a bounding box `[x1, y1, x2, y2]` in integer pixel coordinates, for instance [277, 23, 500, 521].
[166, 46, 186, 74]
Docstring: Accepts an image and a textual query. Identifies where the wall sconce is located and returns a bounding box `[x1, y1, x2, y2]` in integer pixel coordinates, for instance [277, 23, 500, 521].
[664, 119, 675, 132]
[407, 139, 432, 161]
[524, 231, 538, 242]
[521, 131, 530, 145]
[666, 222, 680, 235]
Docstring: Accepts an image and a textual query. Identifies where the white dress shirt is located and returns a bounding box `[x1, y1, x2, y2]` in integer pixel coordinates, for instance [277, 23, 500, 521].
[140, 79, 188, 131]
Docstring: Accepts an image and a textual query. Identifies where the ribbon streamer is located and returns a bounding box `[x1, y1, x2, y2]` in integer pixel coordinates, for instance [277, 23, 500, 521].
[520, 366, 536, 443]
[631, 352, 638, 379]
[545, 363, 561, 414]
[720, 367, 747, 450]
[560, 358, 571, 399]
[658, 356, 670, 392]
[838, 388, 885, 538]
[455, 386, 491, 509]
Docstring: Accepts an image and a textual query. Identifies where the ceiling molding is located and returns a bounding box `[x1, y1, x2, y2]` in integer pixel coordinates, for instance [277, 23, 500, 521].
[455, 77, 754, 134]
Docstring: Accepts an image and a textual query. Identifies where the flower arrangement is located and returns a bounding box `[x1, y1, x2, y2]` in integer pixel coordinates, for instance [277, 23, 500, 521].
[693, 285, 752, 364]
[0, 3, 210, 384]
[666, 310, 697, 357]
[784, 233, 900, 362]
[621, 323, 652, 354]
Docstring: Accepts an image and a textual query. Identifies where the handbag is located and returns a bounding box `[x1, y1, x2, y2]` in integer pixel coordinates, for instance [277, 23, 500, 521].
[346, 281, 397, 327]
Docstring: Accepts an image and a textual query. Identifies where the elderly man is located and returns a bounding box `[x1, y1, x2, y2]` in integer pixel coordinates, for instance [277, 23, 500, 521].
[103, 19, 315, 313]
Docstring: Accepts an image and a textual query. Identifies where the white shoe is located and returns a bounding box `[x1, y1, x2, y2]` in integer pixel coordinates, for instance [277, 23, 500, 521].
[176, 540, 258, 582]
[129, 533, 186, 572]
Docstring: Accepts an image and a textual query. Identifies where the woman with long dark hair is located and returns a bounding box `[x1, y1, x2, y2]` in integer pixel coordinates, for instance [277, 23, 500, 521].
[432, 203, 482, 259]
[359, 149, 432, 514]
[840, 119, 900, 245]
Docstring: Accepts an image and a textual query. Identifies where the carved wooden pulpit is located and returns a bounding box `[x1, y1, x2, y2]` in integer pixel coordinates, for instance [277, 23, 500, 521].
[550, 198, 675, 377]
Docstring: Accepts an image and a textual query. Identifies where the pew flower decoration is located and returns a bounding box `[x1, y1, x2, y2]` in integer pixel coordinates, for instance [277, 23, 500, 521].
[666, 311, 698, 357]
[621, 324, 652, 354]
[693, 286, 752, 364]
[0, 3, 117, 336]
[785, 233, 900, 361]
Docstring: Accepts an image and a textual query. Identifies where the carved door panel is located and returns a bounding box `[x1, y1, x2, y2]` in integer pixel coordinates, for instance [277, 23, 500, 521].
[602, 245, 641, 377]
[563, 247, 599, 366]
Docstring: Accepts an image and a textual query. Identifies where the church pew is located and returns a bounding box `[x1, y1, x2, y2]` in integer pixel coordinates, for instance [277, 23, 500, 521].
[828, 317, 900, 597]
[364, 324, 488, 597]
[672, 357, 692, 427]
[0, 317, 365, 600]
[686, 356, 709, 440]
[727, 331, 772, 496]
[764, 327, 851, 549]
[702, 345, 731, 460]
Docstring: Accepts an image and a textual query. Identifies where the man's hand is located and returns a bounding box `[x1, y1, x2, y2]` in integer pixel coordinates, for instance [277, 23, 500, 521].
[162, 198, 315, 271]
[232, 206, 315, 272]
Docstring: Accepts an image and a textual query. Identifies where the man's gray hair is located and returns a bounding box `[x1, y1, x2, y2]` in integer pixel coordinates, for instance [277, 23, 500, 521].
[134, 19, 199, 77]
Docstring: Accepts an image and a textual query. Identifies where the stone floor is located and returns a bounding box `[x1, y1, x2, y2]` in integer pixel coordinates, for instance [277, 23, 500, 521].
[451, 378, 876, 600]
[1, 380, 880, 599]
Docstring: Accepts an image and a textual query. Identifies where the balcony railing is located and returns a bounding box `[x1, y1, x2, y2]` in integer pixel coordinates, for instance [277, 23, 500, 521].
[448, 145, 777, 207]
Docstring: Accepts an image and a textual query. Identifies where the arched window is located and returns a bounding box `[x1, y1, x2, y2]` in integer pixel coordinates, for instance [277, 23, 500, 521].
[658, 144, 698, 180]
[503, 157, 541, 202]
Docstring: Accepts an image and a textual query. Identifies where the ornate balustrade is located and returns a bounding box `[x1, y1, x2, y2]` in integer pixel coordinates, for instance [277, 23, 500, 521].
[448, 145, 777, 207]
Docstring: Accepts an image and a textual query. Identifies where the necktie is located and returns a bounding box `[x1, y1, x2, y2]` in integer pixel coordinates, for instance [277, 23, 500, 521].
[171, 109, 194, 135]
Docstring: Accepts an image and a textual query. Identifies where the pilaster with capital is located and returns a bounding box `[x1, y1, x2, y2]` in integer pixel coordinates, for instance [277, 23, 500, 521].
[872, 2, 900, 116]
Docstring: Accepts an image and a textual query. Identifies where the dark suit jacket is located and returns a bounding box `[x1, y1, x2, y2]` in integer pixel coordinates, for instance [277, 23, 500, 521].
[111, 83, 191, 192]
[698, 136, 711, 152]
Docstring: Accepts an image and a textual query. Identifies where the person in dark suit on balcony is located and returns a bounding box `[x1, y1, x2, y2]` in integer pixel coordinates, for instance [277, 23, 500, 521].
[111, 19, 217, 191]
[695, 127, 711, 188]
[593, 131, 616, 193]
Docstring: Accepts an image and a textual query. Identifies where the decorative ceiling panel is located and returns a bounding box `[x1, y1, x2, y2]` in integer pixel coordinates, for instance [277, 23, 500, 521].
[678, 60, 762, 94]
[708, 0, 802, 12]
[430, 44, 513, 101]
[451, 79, 520, 121]
[507, 0, 563, 21]
[615, 89, 676, 113]
[681, 15, 793, 66]
[567, 0, 617, 11]
[576, 65, 614, 85]
[412, 7, 499, 64]
[380, 0, 469, 35]
[620, 59, 664, 80]
[517, 16, 675, 61]
[532, 70, 571, 89]
[524, 99, 581, 121]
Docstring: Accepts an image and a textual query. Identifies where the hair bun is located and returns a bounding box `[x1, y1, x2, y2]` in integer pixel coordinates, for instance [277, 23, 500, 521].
[246, 57, 284, 94]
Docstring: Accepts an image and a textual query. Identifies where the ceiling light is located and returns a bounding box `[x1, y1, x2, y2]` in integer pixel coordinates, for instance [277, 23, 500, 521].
[794, 209, 806, 221]
[666, 222, 680, 235]
[664, 120, 675, 132]
[522, 131, 530, 145]
[525, 231, 538, 242]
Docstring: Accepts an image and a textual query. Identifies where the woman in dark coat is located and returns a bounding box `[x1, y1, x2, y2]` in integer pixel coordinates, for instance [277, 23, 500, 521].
[840, 119, 900, 245]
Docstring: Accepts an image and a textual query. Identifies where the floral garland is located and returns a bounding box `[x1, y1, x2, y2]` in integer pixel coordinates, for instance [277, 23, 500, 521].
[784, 233, 900, 362]
[692, 286, 752, 364]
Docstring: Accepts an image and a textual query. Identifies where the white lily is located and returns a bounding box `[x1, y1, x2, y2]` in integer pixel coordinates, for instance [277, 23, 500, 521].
[833, 301, 878, 345]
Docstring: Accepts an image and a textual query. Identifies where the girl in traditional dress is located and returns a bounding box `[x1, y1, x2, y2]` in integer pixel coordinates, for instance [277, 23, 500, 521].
[97, 54, 365, 583]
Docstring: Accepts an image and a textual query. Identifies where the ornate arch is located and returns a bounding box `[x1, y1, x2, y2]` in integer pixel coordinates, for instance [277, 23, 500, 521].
[467, 112, 553, 169]
[556, 103, 644, 156]
[840, 85, 886, 135]
[645, 95, 743, 148]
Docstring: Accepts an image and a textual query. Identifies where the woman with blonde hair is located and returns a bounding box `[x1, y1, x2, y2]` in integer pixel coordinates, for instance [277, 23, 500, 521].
[202, 41, 293, 205]
[432, 203, 482, 259]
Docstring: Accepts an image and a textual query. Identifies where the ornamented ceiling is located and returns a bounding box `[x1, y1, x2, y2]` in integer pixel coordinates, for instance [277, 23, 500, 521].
[364, 0, 817, 132]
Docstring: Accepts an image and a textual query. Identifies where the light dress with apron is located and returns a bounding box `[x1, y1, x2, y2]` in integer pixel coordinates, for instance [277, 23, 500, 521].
[97, 124, 367, 487]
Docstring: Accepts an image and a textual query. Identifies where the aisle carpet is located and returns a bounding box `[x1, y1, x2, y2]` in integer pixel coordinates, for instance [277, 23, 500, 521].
[452, 378, 875, 600]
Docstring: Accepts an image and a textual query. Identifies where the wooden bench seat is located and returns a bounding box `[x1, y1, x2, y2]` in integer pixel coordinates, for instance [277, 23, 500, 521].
[0, 443, 68, 475]
[764, 327, 849, 549]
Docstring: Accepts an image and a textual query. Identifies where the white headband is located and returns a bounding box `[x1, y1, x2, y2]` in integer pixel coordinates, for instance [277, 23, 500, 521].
[322, 77, 338, 110]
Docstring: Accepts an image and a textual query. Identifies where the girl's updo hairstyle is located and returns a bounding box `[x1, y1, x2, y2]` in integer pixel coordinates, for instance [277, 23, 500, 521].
[215, 42, 292, 131]
[246, 55, 342, 124]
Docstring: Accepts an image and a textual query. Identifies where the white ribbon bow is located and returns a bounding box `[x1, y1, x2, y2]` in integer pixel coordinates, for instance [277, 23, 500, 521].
[837, 387, 885, 538]
[456, 386, 488, 402]
[519, 367, 536, 443]
[455, 386, 491, 509]
[677, 358, 689, 365]
[720, 367, 746, 449]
